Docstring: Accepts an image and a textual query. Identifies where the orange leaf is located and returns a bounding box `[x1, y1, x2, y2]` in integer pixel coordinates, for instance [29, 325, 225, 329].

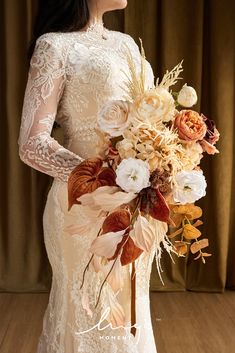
[201, 252, 212, 257]
[190, 239, 209, 254]
[68, 158, 116, 210]
[168, 227, 183, 239]
[174, 241, 188, 256]
[194, 253, 201, 260]
[182, 224, 201, 239]
[192, 220, 203, 227]
[170, 204, 202, 220]
[169, 213, 184, 228]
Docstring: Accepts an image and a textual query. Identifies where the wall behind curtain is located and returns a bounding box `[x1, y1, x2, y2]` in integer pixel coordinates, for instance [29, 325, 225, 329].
[0, 0, 234, 293]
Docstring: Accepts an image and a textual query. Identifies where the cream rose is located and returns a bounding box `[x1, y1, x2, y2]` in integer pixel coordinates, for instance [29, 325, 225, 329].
[131, 87, 175, 124]
[116, 139, 137, 159]
[97, 100, 131, 137]
[181, 142, 204, 171]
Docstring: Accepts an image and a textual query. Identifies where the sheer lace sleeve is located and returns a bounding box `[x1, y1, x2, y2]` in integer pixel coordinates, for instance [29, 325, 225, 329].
[18, 35, 84, 182]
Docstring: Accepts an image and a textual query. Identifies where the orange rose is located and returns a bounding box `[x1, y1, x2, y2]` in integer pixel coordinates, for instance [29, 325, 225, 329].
[174, 110, 207, 142]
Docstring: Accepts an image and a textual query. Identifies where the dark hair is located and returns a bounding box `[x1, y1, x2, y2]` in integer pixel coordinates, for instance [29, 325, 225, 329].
[28, 0, 90, 59]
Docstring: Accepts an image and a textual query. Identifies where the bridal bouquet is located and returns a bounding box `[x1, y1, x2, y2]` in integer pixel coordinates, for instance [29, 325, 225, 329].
[65, 41, 220, 334]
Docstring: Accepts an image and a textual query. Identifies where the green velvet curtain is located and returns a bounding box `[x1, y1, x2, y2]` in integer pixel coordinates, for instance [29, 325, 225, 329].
[0, 0, 234, 293]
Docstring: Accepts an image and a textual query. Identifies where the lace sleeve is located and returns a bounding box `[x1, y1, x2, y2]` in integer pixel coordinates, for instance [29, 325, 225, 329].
[18, 35, 84, 182]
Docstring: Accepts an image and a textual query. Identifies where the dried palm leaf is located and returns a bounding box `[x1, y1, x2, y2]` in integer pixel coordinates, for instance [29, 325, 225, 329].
[156, 61, 184, 90]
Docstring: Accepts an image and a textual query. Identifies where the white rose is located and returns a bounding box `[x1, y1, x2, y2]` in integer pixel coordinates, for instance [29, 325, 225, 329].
[177, 84, 198, 108]
[97, 100, 131, 137]
[173, 170, 207, 204]
[116, 158, 150, 193]
[132, 87, 175, 124]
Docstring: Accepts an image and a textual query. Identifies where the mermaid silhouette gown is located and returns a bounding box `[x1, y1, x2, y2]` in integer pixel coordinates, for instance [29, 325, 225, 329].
[18, 23, 158, 353]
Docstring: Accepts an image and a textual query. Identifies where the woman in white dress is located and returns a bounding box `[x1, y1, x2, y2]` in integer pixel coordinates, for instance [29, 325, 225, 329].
[18, 0, 157, 352]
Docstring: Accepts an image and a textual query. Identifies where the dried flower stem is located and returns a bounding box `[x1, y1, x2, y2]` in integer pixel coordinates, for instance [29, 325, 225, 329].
[94, 197, 141, 308]
[95, 230, 131, 308]
[80, 212, 109, 290]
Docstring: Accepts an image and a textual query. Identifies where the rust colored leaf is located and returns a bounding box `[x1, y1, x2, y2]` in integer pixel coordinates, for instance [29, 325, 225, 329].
[121, 235, 143, 266]
[108, 232, 143, 265]
[102, 210, 131, 234]
[140, 187, 170, 222]
[104, 210, 143, 265]
[68, 158, 116, 210]
[190, 238, 209, 254]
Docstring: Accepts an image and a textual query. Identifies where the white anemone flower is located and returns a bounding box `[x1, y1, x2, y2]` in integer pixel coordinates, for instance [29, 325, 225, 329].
[173, 170, 207, 204]
[116, 158, 150, 193]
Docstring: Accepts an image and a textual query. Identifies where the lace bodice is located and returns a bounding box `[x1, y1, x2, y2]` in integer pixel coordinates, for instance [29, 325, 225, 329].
[18, 27, 155, 182]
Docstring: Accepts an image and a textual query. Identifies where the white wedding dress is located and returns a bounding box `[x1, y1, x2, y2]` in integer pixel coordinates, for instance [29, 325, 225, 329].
[18, 22, 158, 353]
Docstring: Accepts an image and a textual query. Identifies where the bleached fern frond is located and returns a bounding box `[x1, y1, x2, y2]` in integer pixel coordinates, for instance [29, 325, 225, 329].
[119, 39, 147, 100]
[156, 60, 184, 90]
[139, 38, 146, 94]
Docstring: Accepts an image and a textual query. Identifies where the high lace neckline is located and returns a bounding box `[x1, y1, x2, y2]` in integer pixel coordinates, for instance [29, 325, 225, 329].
[80, 20, 109, 40]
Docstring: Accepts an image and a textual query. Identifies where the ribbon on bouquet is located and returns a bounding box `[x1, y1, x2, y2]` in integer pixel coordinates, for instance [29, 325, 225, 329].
[131, 260, 136, 336]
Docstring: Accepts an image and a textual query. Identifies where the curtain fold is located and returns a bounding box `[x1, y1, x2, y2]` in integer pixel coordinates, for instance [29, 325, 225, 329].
[0, 0, 234, 293]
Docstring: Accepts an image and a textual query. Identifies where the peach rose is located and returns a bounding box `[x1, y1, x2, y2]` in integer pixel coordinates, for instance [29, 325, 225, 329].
[174, 110, 207, 142]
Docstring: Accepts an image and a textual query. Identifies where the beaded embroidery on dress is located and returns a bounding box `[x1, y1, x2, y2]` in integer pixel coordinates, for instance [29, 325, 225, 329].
[18, 21, 158, 353]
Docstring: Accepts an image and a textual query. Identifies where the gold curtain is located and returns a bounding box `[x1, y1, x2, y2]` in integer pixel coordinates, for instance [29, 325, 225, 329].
[0, 0, 234, 293]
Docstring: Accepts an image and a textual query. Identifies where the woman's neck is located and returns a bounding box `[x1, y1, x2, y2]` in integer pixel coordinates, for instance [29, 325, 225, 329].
[86, 2, 104, 29]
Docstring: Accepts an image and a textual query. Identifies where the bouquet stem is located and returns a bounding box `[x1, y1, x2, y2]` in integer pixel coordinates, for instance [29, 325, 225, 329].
[131, 260, 137, 337]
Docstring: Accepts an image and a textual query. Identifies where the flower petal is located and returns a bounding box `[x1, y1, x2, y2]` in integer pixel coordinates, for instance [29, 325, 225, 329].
[90, 230, 125, 258]
[94, 190, 137, 212]
[105, 288, 126, 328]
[130, 215, 155, 252]
[103, 255, 124, 293]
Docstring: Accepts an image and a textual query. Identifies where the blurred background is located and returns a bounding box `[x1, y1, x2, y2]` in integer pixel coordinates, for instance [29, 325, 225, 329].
[0, 0, 234, 352]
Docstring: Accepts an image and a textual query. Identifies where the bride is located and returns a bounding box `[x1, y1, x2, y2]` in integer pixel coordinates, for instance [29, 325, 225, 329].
[18, 0, 157, 352]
